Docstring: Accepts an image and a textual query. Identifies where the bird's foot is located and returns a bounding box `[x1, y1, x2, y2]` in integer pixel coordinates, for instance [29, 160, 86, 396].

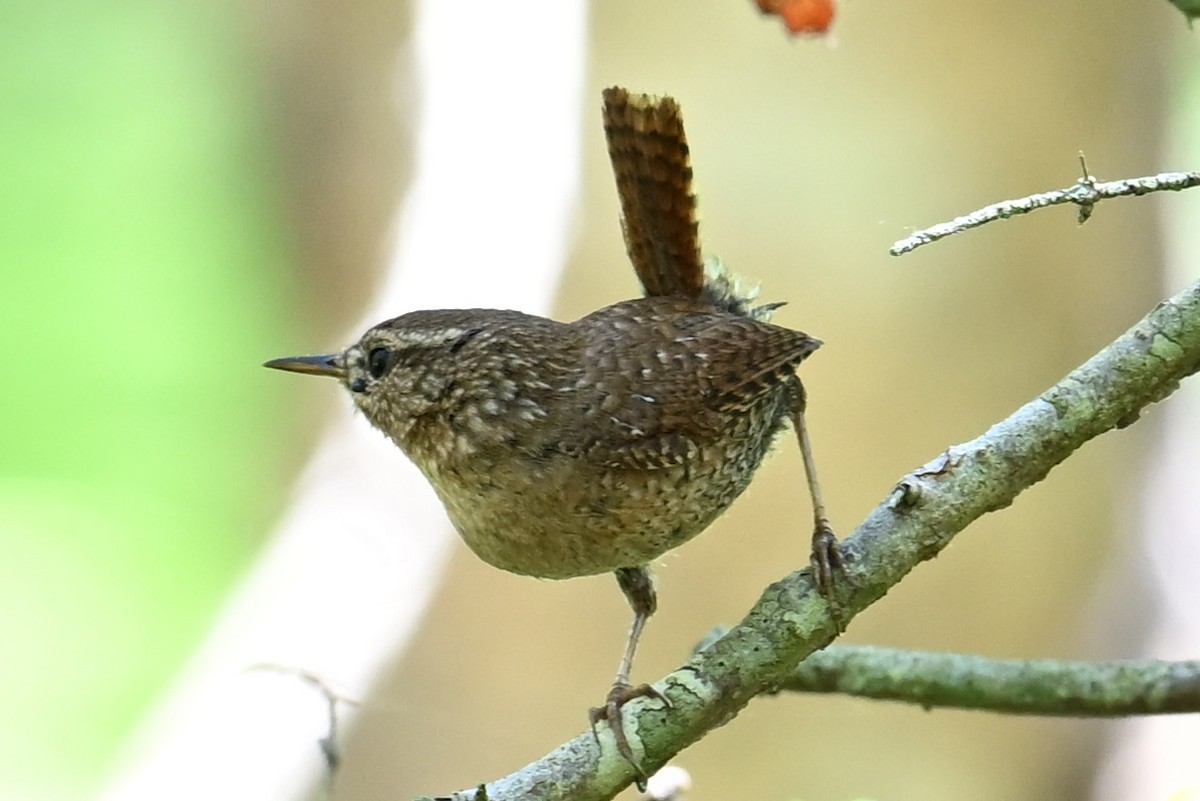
[588, 681, 669, 790]
[810, 520, 853, 632]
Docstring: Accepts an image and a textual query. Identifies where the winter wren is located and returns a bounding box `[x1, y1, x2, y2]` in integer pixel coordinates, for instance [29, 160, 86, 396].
[265, 86, 843, 783]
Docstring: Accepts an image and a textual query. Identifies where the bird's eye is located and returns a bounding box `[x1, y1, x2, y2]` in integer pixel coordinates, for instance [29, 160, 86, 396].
[367, 347, 392, 379]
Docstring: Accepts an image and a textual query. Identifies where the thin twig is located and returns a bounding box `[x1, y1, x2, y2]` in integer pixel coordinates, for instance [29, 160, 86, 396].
[890, 161, 1200, 256]
[246, 663, 359, 783]
[418, 279, 1200, 801]
[779, 645, 1200, 715]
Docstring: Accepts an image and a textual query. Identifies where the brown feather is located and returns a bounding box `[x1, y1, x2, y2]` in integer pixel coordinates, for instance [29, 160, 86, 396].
[602, 86, 704, 299]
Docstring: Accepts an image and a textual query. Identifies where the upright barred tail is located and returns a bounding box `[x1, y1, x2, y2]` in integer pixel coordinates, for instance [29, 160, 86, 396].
[602, 86, 704, 300]
[602, 87, 783, 323]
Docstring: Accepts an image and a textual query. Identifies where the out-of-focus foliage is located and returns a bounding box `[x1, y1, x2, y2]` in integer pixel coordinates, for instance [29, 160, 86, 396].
[1168, 0, 1200, 24]
[0, 2, 291, 798]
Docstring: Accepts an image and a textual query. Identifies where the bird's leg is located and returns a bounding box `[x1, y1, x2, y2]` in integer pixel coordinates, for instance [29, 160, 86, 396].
[589, 565, 668, 788]
[791, 379, 849, 623]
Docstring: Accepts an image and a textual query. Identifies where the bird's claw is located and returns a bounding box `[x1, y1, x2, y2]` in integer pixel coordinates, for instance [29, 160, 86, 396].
[588, 681, 669, 790]
[810, 521, 853, 631]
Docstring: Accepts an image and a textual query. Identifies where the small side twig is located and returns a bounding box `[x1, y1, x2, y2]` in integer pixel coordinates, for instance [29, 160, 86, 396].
[246, 664, 359, 782]
[891, 158, 1200, 256]
[779, 645, 1200, 716]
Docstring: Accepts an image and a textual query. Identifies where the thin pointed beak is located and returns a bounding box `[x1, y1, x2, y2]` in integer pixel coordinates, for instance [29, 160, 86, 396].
[263, 353, 346, 379]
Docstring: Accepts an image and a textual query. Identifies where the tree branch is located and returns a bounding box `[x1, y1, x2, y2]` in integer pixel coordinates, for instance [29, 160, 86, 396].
[418, 276, 1200, 801]
[890, 165, 1200, 255]
[778, 645, 1200, 715]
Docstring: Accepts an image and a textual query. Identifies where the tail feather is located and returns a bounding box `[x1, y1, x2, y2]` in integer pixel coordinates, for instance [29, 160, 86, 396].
[602, 86, 704, 299]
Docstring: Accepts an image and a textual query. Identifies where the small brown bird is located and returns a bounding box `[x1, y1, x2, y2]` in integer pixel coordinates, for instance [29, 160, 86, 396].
[266, 87, 842, 782]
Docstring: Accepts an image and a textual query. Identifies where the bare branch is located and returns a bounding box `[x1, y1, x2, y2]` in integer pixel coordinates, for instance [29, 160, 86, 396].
[890, 165, 1200, 256]
[779, 645, 1200, 715]
[247, 664, 359, 781]
[416, 278, 1200, 801]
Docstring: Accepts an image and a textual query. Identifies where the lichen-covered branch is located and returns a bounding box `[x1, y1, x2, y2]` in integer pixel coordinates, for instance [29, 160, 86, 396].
[422, 279, 1200, 801]
[890, 166, 1200, 255]
[779, 646, 1200, 715]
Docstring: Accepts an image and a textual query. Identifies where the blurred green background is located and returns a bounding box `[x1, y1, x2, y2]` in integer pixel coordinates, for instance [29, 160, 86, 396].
[1, 1, 1197, 800]
[1, 3, 290, 799]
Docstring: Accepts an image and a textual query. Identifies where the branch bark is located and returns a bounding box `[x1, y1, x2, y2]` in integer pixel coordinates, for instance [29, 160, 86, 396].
[422, 279, 1200, 801]
[890, 167, 1200, 255]
[779, 646, 1200, 715]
